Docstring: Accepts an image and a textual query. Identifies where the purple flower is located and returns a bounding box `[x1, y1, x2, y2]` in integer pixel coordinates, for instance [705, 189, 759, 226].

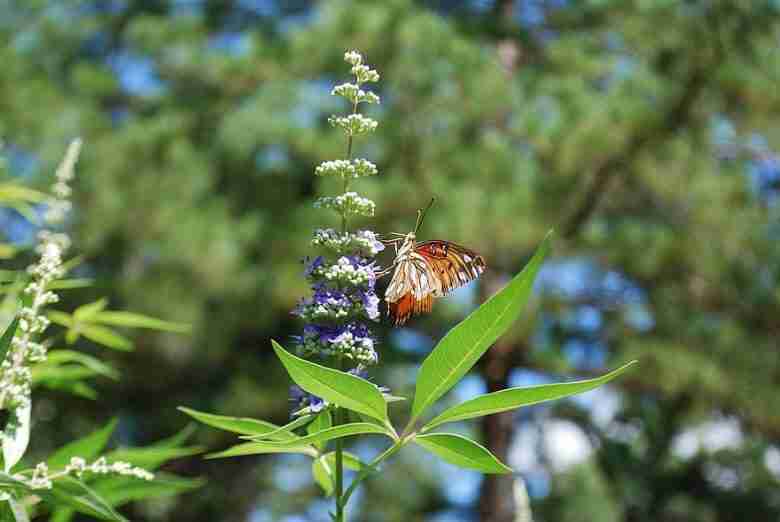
[289, 385, 326, 416]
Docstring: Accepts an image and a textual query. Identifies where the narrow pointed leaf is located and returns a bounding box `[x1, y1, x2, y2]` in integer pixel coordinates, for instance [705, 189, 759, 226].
[272, 340, 388, 423]
[423, 361, 637, 431]
[2, 401, 30, 472]
[239, 414, 314, 441]
[48, 418, 118, 469]
[80, 325, 133, 351]
[74, 298, 108, 321]
[312, 455, 335, 496]
[0, 317, 19, 363]
[307, 410, 331, 451]
[178, 407, 297, 440]
[39, 477, 127, 521]
[412, 233, 551, 420]
[414, 433, 511, 474]
[246, 423, 389, 447]
[92, 311, 190, 333]
[206, 442, 316, 459]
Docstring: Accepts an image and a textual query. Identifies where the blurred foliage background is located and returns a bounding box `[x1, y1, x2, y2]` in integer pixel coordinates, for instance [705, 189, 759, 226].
[1, 0, 780, 521]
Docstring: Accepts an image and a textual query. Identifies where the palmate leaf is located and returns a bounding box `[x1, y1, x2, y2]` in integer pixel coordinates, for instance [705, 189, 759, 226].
[307, 410, 332, 452]
[414, 433, 511, 474]
[241, 414, 314, 442]
[422, 360, 638, 431]
[178, 407, 297, 440]
[411, 232, 552, 421]
[272, 340, 389, 424]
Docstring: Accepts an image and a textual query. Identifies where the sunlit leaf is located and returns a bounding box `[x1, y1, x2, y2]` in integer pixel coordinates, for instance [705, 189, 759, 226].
[92, 311, 190, 333]
[423, 360, 637, 431]
[414, 433, 511, 474]
[245, 423, 390, 447]
[79, 325, 133, 351]
[206, 442, 317, 459]
[412, 233, 552, 420]
[272, 340, 388, 424]
[2, 401, 30, 472]
[178, 407, 296, 440]
[73, 298, 108, 322]
[0, 317, 19, 363]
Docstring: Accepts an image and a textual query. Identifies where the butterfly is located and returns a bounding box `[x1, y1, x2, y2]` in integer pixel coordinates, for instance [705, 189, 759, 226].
[380, 200, 486, 325]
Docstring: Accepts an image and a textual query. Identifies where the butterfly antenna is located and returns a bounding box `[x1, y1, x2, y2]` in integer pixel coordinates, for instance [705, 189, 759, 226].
[414, 197, 436, 234]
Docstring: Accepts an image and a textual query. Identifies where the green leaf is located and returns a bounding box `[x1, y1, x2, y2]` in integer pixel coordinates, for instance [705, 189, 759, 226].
[412, 233, 552, 420]
[0, 317, 19, 363]
[240, 414, 314, 441]
[47, 311, 74, 328]
[0, 472, 32, 493]
[47, 279, 93, 291]
[414, 433, 512, 474]
[92, 311, 190, 333]
[423, 361, 638, 431]
[272, 340, 388, 424]
[80, 325, 133, 351]
[308, 451, 365, 497]
[245, 423, 390, 448]
[73, 298, 109, 322]
[39, 477, 127, 522]
[312, 455, 335, 496]
[2, 401, 30, 472]
[177, 407, 296, 440]
[206, 442, 316, 459]
[105, 446, 202, 471]
[92, 472, 204, 505]
[42, 350, 120, 380]
[307, 410, 331, 451]
[48, 418, 117, 469]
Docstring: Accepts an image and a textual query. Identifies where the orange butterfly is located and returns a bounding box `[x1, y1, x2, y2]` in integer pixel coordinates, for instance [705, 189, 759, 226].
[381, 200, 486, 325]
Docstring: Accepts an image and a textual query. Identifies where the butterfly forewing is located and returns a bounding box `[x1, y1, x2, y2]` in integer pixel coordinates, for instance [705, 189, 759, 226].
[385, 237, 486, 325]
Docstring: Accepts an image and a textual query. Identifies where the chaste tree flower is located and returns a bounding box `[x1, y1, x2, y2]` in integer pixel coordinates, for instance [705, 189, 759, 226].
[291, 50, 383, 415]
[0, 140, 82, 439]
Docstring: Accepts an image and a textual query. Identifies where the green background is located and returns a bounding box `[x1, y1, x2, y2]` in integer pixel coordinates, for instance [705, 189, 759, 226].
[1, 0, 779, 520]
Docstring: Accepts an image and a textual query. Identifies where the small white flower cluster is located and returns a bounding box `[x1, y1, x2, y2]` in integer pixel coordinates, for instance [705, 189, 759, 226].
[314, 192, 375, 217]
[0, 141, 81, 414]
[344, 49, 380, 83]
[331, 83, 380, 105]
[328, 114, 378, 136]
[308, 256, 376, 286]
[315, 158, 378, 179]
[330, 332, 377, 364]
[312, 229, 385, 256]
[21, 457, 154, 490]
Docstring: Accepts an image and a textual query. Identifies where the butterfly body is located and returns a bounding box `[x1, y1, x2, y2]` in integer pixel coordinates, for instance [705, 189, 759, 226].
[384, 231, 486, 325]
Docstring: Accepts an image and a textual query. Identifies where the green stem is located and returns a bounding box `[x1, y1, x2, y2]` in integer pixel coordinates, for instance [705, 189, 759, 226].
[340, 439, 406, 509]
[334, 407, 345, 521]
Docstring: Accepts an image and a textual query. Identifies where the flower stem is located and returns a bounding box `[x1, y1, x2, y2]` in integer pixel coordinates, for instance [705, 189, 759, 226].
[334, 406, 346, 521]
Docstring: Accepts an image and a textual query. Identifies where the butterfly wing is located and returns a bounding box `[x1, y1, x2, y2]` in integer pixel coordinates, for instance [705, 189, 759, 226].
[385, 240, 486, 325]
[386, 254, 439, 325]
[415, 240, 486, 297]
